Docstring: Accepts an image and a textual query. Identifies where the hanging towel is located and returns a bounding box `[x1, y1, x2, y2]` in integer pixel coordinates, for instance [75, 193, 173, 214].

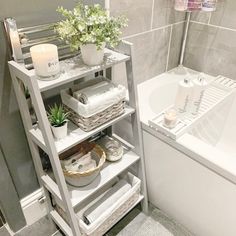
[83, 179, 131, 225]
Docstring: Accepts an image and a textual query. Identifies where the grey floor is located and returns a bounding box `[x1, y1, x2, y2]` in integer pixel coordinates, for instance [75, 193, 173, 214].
[0, 204, 193, 236]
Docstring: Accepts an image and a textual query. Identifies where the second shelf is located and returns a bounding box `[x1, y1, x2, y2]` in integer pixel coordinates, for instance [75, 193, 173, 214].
[29, 105, 135, 154]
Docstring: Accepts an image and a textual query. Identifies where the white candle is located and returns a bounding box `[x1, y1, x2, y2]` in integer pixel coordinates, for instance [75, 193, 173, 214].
[30, 44, 60, 79]
[163, 108, 178, 129]
[10, 31, 23, 62]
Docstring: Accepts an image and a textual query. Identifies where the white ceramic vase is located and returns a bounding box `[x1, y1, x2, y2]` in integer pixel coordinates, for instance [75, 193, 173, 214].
[51, 121, 68, 140]
[80, 43, 105, 66]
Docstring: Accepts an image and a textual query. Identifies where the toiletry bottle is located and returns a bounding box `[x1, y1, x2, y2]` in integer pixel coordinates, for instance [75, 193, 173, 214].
[174, 78, 194, 117]
[191, 73, 208, 117]
[202, 0, 216, 12]
[174, 0, 188, 11]
[188, 0, 202, 11]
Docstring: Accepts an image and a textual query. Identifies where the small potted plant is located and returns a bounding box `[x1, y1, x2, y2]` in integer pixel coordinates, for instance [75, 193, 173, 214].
[55, 3, 127, 66]
[48, 104, 69, 140]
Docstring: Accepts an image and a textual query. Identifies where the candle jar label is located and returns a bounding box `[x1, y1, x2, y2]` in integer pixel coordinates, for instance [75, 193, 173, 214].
[47, 59, 59, 73]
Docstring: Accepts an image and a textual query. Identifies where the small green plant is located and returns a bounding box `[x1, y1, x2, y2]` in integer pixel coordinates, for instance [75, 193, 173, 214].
[55, 3, 128, 51]
[48, 104, 69, 127]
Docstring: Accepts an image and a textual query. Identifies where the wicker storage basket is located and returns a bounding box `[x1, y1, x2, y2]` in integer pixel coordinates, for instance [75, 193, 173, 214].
[59, 141, 106, 187]
[64, 101, 125, 132]
[60, 78, 126, 132]
[54, 172, 141, 236]
[78, 172, 141, 236]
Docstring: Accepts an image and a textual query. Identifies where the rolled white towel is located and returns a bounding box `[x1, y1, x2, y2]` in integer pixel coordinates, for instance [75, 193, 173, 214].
[83, 179, 131, 225]
[73, 81, 115, 104]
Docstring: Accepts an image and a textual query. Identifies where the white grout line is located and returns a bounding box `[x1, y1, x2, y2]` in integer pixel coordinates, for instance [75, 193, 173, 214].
[190, 20, 236, 33]
[150, 0, 155, 30]
[166, 25, 173, 72]
[51, 229, 60, 236]
[207, 12, 212, 25]
[123, 21, 186, 40]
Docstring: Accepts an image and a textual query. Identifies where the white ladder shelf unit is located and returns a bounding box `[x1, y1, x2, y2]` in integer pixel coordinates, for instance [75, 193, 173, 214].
[5, 19, 148, 236]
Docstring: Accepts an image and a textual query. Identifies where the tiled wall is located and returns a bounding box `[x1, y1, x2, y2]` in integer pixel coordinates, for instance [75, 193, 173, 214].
[111, 0, 186, 85]
[184, 0, 236, 79]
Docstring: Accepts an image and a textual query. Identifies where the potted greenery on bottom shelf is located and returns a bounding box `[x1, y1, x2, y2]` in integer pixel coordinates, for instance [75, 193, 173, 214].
[55, 3, 127, 66]
[48, 104, 69, 140]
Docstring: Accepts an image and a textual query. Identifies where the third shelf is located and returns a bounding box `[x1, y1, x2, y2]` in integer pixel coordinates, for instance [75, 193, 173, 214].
[42, 149, 140, 208]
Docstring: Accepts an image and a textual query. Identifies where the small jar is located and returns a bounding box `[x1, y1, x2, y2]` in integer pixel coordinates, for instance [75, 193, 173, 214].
[163, 108, 178, 129]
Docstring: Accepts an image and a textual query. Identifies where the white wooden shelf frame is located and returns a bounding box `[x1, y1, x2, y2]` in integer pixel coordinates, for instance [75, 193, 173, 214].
[7, 25, 148, 236]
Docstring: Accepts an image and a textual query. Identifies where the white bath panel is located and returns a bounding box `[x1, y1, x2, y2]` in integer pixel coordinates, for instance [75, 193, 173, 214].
[149, 75, 236, 140]
[143, 130, 236, 236]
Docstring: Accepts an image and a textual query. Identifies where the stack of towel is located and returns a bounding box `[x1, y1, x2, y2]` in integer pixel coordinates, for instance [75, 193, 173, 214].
[83, 179, 131, 225]
[72, 79, 126, 116]
[73, 81, 115, 104]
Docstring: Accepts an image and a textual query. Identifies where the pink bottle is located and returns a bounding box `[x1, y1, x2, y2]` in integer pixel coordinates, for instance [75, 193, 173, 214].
[188, 0, 202, 11]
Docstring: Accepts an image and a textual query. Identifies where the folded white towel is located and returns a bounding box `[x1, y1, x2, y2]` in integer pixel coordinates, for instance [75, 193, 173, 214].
[83, 179, 131, 225]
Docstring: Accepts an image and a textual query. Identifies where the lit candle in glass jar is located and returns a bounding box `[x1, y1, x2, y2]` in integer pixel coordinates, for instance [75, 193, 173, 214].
[30, 44, 60, 80]
[163, 108, 178, 129]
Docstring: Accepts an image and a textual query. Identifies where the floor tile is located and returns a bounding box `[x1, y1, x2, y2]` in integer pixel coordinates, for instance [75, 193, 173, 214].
[15, 216, 57, 236]
[0, 226, 11, 236]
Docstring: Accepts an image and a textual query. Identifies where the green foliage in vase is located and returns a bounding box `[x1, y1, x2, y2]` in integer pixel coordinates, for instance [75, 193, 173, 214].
[55, 3, 128, 51]
[48, 104, 69, 127]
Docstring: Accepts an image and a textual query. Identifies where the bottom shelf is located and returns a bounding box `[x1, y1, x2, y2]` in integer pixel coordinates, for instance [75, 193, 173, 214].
[51, 172, 143, 236]
[51, 195, 144, 236]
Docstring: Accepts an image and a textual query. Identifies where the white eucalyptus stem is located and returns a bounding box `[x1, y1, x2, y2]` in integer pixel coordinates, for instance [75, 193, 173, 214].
[105, 0, 110, 17]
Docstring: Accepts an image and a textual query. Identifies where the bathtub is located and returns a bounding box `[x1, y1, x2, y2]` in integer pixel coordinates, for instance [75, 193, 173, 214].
[138, 67, 236, 236]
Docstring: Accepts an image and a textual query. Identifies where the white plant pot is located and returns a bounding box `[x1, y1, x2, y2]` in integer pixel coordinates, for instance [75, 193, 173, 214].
[80, 43, 105, 66]
[51, 122, 68, 140]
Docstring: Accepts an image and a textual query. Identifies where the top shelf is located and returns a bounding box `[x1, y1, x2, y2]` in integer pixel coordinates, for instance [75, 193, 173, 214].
[37, 49, 130, 92]
[8, 48, 130, 92]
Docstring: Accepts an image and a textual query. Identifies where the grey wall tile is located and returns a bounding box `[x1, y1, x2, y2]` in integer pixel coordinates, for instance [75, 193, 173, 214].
[152, 0, 185, 29]
[110, 0, 153, 37]
[168, 22, 185, 70]
[184, 22, 236, 79]
[0, 0, 104, 27]
[191, 11, 211, 23]
[210, 0, 236, 30]
[127, 27, 171, 84]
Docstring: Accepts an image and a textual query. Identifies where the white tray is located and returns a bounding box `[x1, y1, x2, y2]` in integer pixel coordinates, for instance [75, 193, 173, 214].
[149, 76, 236, 140]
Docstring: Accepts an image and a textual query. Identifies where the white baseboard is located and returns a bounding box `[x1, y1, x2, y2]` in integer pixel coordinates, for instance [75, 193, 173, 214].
[20, 188, 48, 226]
[5, 188, 48, 235]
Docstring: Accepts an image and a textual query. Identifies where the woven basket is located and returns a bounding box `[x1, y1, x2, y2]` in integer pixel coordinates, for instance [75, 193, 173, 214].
[63, 100, 125, 132]
[78, 172, 141, 236]
[60, 141, 106, 187]
[55, 172, 141, 236]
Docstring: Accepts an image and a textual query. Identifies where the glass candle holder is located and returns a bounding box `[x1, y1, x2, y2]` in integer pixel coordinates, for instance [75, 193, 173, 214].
[163, 108, 178, 129]
[30, 44, 60, 80]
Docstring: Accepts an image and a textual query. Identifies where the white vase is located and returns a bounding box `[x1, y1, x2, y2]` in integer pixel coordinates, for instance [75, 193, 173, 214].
[51, 122, 68, 140]
[80, 43, 105, 66]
